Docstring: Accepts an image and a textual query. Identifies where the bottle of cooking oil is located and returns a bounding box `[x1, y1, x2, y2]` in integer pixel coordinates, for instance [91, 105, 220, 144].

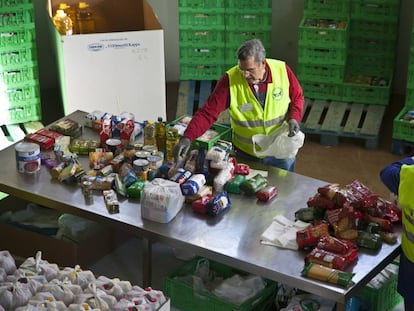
[144, 120, 156, 147]
[58, 3, 77, 34]
[155, 116, 166, 154]
[76, 1, 96, 34]
[52, 9, 73, 36]
[165, 127, 180, 162]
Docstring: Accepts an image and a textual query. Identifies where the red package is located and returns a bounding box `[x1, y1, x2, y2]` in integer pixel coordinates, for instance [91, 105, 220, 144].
[307, 194, 337, 209]
[25, 133, 54, 150]
[305, 247, 357, 271]
[316, 235, 357, 255]
[36, 128, 63, 141]
[256, 185, 278, 202]
[296, 223, 330, 249]
[192, 194, 213, 214]
[235, 163, 250, 175]
[100, 117, 112, 146]
[120, 118, 135, 146]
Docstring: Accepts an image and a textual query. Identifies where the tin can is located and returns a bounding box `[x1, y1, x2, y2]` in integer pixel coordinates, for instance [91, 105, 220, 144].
[105, 138, 122, 155]
[147, 155, 163, 170]
[81, 180, 93, 203]
[133, 159, 149, 173]
[15, 142, 41, 174]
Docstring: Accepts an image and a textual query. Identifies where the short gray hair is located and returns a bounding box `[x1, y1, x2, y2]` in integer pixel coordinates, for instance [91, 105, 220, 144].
[236, 39, 266, 65]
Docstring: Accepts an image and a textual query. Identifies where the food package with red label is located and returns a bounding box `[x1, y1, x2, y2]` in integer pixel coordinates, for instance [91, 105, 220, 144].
[235, 163, 250, 175]
[206, 191, 231, 216]
[256, 185, 278, 202]
[25, 133, 54, 150]
[296, 223, 330, 249]
[120, 118, 135, 147]
[192, 194, 214, 214]
[316, 235, 357, 255]
[304, 247, 357, 271]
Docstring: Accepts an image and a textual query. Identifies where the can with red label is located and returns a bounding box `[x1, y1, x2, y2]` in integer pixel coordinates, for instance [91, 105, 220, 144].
[15, 142, 41, 174]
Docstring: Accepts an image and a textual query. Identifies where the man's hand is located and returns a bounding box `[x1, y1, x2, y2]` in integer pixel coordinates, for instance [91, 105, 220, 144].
[172, 137, 191, 162]
[288, 119, 300, 137]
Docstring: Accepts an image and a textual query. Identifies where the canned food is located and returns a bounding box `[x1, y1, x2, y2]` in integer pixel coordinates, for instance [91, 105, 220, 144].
[15, 142, 41, 174]
[105, 138, 122, 154]
[133, 159, 149, 173]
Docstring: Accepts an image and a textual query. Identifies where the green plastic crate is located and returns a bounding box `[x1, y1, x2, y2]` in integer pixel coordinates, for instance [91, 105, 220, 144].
[225, 30, 271, 48]
[179, 0, 226, 9]
[0, 5, 34, 26]
[180, 46, 225, 65]
[164, 257, 277, 311]
[349, 37, 397, 58]
[347, 52, 396, 74]
[171, 115, 232, 149]
[350, 19, 399, 41]
[180, 63, 224, 80]
[0, 0, 32, 6]
[0, 26, 36, 47]
[179, 8, 225, 31]
[301, 81, 342, 101]
[225, 0, 272, 10]
[225, 11, 272, 31]
[1, 80, 40, 105]
[0, 43, 37, 68]
[299, 17, 349, 48]
[303, 0, 351, 18]
[405, 87, 414, 107]
[298, 44, 347, 65]
[356, 261, 403, 311]
[297, 62, 345, 83]
[393, 106, 414, 142]
[341, 82, 391, 105]
[351, 0, 400, 22]
[180, 29, 225, 47]
[0, 65, 38, 87]
[0, 98, 42, 125]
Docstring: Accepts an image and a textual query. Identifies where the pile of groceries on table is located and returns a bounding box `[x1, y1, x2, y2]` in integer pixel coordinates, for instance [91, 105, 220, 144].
[15, 110, 402, 291]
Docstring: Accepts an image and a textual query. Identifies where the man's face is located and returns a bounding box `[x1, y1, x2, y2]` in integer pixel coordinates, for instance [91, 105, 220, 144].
[238, 57, 265, 84]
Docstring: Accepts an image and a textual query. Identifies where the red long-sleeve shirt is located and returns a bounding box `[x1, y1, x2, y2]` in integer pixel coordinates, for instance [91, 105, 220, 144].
[183, 61, 304, 141]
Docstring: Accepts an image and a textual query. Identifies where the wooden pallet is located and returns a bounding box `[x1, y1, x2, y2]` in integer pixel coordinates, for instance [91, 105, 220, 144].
[176, 80, 230, 124]
[0, 121, 44, 151]
[301, 99, 386, 149]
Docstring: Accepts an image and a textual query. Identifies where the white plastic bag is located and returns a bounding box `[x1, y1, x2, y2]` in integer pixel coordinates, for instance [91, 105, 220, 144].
[141, 178, 185, 223]
[252, 122, 305, 159]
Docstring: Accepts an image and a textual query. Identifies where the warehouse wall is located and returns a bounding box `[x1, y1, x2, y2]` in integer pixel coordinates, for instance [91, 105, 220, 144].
[34, 0, 414, 95]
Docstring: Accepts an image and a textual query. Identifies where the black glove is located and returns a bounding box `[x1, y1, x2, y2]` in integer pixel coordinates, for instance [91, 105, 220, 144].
[173, 136, 191, 162]
[288, 119, 300, 137]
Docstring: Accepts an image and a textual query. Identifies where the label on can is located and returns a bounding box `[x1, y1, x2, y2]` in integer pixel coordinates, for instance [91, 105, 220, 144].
[133, 159, 149, 173]
[15, 142, 41, 174]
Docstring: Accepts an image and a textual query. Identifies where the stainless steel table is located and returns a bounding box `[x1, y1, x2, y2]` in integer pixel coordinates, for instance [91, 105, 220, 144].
[0, 110, 401, 310]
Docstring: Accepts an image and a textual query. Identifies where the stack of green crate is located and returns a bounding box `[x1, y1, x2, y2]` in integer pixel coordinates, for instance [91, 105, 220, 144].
[297, 0, 351, 101]
[178, 0, 226, 80]
[178, 0, 272, 80]
[223, 0, 272, 70]
[343, 0, 400, 105]
[0, 0, 42, 125]
[393, 20, 414, 144]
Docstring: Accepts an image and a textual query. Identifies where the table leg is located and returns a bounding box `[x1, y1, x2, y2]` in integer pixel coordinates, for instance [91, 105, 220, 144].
[335, 302, 345, 311]
[142, 237, 152, 287]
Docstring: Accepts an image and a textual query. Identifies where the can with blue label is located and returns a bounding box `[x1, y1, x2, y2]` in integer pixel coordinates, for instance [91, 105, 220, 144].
[15, 142, 41, 174]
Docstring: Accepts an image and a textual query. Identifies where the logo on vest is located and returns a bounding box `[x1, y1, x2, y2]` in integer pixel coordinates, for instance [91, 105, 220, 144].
[272, 87, 283, 100]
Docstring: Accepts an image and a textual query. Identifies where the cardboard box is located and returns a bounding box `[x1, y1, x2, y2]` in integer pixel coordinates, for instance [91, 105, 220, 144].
[0, 196, 130, 267]
[47, 0, 166, 122]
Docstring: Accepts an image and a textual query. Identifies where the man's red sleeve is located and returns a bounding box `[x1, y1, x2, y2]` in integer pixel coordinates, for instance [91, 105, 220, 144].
[183, 75, 230, 141]
[286, 64, 304, 122]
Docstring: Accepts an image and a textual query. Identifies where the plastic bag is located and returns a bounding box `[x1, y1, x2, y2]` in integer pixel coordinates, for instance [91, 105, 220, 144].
[252, 121, 305, 159]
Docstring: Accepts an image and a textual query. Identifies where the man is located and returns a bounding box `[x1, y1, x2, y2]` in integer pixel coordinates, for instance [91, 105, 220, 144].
[380, 157, 414, 311]
[173, 39, 304, 172]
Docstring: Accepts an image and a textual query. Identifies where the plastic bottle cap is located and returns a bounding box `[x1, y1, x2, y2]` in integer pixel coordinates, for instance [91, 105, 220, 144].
[78, 2, 89, 9]
[56, 10, 66, 17]
[59, 3, 70, 9]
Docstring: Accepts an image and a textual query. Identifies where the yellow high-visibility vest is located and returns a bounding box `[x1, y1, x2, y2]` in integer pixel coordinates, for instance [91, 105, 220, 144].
[398, 164, 414, 263]
[227, 59, 290, 157]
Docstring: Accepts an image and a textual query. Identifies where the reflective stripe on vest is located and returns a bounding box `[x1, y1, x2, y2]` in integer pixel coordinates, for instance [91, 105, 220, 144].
[398, 164, 414, 263]
[227, 59, 290, 157]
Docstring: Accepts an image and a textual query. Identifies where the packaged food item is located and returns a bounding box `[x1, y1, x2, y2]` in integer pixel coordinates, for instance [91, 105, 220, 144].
[127, 179, 146, 199]
[214, 162, 234, 192]
[103, 189, 119, 214]
[296, 223, 330, 249]
[224, 174, 246, 194]
[316, 235, 357, 255]
[185, 185, 213, 203]
[295, 207, 325, 222]
[304, 247, 357, 271]
[24, 133, 54, 150]
[239, 173, 268, 196]
[235, 163, 250, 175]
[206, 191, 231, 216]
[141, 178, 185, 223]
[301, 262, 355, 287]
[181, 173, 206, 196]
[192, 194, 214, 214]
[356, 231, 382, 250]
[256, 185, 278, 202]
